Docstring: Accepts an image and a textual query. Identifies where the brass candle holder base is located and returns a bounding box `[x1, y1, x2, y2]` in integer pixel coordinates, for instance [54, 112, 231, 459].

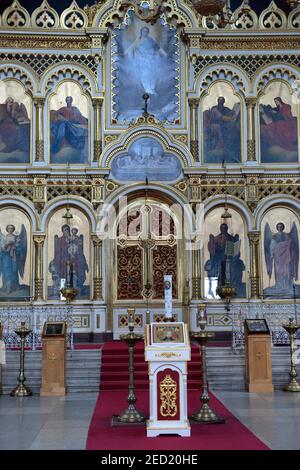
[116, 406, 146, 424]
[191, 400, 225, 425]
[283, 380, 300, 393]
[10, 383, 32, 397]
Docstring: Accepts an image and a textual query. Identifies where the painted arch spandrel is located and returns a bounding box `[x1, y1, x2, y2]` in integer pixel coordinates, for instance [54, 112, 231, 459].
[202, 82, 242, 164]
[262, 207, 300, 299]
[47, 208, 90, 300]
[49, 82, 89, 164]
[203, 207, 247, 300]
[259, 81, 299, 163]
[0, 208, 31, 301]
[112, 11, 179, 123]
[0, 80, 31, 164]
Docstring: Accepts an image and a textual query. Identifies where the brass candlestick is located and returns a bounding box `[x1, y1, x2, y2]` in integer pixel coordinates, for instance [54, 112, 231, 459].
[10, 322, 33, 397]
[116, 318, 145, 424]
[190, 327, 225, 424]
[282, 318, 300, 392]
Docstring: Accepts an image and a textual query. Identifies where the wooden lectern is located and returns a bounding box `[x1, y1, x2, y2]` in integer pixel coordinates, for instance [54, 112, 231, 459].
[244, 319, 274, 393]
[40, 321, 67, 397]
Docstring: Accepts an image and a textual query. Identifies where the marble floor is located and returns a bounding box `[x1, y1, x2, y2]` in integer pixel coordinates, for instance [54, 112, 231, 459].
[0, 393, 98, 450]
[214, 390, 300, 450]
[0, 391, 300, 450]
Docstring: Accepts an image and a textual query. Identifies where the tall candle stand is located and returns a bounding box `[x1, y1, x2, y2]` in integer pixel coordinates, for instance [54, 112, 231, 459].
[10, 322, 33, 397]
[114, 309, 145, 424]
[190, 305, 225, 424]
[283, 318, 300, 392]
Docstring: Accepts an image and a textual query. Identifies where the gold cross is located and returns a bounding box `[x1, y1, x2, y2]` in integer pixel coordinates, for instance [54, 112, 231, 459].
[256, 352, 264, 360]
[48, 353, 58, 361]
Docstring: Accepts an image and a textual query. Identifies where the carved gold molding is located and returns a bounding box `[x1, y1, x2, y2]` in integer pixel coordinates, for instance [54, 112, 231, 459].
[0, 34, 92, 50]
[189, 36, 300, 50]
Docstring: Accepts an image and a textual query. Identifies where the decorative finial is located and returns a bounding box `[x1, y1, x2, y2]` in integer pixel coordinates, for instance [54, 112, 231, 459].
[142, 93, 150, 116]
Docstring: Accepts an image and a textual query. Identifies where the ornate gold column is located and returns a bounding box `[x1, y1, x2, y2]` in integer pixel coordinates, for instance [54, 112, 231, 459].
[248, 231, 261, 299]
[33, 177, 47, 214]
[33, 97, 45, 162]
[92, 235, 103, 301]
[192, 241, 202, 299]
[189, 98, 200, 161]
[246, 97, 257, 162]
[33, 234, 45, 301]
[92, 97, 104, 163]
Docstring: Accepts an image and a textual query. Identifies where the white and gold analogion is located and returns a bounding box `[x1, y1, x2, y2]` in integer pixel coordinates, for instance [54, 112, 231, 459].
[145, 322, 191, 437]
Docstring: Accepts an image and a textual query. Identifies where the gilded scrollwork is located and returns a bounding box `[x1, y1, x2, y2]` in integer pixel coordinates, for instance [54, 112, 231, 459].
[159, 374, 178, 418]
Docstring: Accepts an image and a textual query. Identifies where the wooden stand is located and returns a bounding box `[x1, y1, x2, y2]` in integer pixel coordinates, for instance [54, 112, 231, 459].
[244, 319, 274, 393]
[145, 322, 191, 437]
[40, 322, 67, 397]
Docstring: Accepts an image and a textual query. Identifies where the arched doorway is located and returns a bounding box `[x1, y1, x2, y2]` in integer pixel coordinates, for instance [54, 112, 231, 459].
[108, 191, 187, 338]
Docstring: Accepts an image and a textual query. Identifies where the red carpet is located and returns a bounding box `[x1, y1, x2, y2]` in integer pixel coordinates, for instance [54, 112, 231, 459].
[86, 390, 269, 450]
[100, 340, 202, 391]
[86, 339, 269, 450]
[74, 344, 103, 350]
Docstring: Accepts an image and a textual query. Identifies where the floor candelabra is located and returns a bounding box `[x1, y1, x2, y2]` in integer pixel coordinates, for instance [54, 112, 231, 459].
[283, 318, 300, 392]
[113, 312, 145, 424]
[10, 322, 33, 397]
[190, 325, 225, 424]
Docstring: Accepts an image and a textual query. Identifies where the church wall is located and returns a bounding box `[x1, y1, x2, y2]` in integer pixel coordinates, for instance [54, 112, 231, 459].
[0, 0, 299, 337]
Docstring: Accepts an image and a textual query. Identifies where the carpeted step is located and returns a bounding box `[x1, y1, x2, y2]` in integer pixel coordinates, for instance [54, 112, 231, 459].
[101, 362, 201, 373]
[101, 380, 202, 391]
[100, 341, 202, 391]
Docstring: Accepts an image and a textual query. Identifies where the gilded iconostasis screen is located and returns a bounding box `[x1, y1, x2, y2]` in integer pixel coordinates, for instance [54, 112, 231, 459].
[0, 208, 31, 301]
[47, 208, 90, 300]
[0, 80, 31, 164]
[259, 81, 299, 163]
[49, 82, 89, 164]
[262, 207, 299, 299]
[112, 11, 179, 123]
[203, 207, 247, 300]
[202, 82, 242, 164]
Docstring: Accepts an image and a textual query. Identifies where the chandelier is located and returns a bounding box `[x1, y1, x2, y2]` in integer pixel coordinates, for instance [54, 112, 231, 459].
[190, 0, 226, 16]
[286, 0, 300, 8]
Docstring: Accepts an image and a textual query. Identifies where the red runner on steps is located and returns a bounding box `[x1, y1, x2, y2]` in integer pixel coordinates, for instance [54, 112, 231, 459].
[100, 340, 202, 391]
[85, 340, 269, 450]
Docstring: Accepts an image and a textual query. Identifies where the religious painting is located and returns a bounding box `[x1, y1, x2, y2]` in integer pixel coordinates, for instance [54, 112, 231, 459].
[112, 11, 179, 123]
[152, 323, 184, 344]
[0, 80, 31, 164]
[0, 208, 31, 301]
[47, 208, 90, 300]
[259, 82, 299, 163]
[202, 82, 242, 164]
[49, 82, 89, 164]
[204, 207, 247, 299]
[262, 208, 300, 299]
[110, 137, 182, 183]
